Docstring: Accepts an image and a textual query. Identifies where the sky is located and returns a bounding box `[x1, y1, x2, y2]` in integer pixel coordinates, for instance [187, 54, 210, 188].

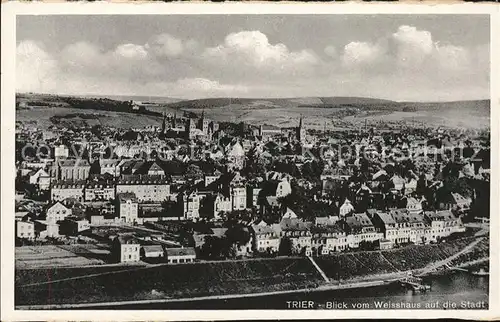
[16, 15, 490, 101]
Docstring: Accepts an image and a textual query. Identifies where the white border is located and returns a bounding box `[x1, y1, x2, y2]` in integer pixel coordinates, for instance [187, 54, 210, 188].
[2, 2, 499, 321]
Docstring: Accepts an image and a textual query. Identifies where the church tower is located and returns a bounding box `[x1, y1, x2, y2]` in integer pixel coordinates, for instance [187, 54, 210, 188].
[198, 109, 210, 135]
[297, 115, 306, 143]
[161, 111, 167, 134]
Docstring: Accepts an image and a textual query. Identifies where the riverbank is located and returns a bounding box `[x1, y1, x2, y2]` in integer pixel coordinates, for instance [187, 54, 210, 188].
[16, 258, 488, 310]
[15, 236, 489, 309]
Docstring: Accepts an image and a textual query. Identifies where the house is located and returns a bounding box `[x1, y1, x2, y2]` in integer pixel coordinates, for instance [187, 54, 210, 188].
[59, 218, 91, 235]
[279, 218, 312, 256]
[449, 192, 472, 213]
[46, 201, 72, 224]
[34, 220, 60, 238]
[141, 245, 165, 259]
[113, 235, 141, 263]
[16, 220, 35, 240]
[99, 159, 121, 177]
[54, 144, 69, 159]
[178, 190, 201, 220]
[250, 222, 280, 254]
[51, 180, 85, 202]
[343, 213, 380, 249]
[391, 175, 405, 191]
[282, 207, 298, 220]
[424, 210, 465, 242]
[117, 193, 139, 224]
[388, 209, 413, 245]
[311, 224, 347, 255]
[147, 162, 165, 176]
[28, 168, 51, 190]
[211, 193, 232, 220]
[405, 197, 424, 214]
[372, 211, 397, 246]
[339, 199, 354, 217]
[116, 175, 171, 203]
[165, 247, 196, 264]
[85, 181, 115, 202]
[405, 178, 418, 195]
[379, 238, 394, 250]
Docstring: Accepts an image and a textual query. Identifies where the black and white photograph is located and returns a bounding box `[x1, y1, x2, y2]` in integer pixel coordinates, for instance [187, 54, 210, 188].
[1, 3, 498, 319]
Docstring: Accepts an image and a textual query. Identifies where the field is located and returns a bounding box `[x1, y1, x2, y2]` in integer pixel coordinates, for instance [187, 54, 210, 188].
[16, 107, 166, 130]
[15, 245, 111, 269]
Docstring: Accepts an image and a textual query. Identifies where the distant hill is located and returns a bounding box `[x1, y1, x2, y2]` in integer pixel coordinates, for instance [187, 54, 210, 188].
[78, 94, 182, 104]
[15, 93, 490, 130]
[165, 96, 397, 110]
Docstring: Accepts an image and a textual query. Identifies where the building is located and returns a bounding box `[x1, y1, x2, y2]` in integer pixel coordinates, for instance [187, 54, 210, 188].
[28, 168, 51, 190]
[54, 159, 91, 181]
[389, 209, 413, 245]
[405, 197, 424, 214]
[34, 220, 60, 238]
[279, 218, 313, 256]
[339, 199, 355, 217]
[16, 220, 35, 240]
[343, 213, 381, 249]
[59, 218, 91, 235]
[250, 222, 280, 253]
[165, 247, 196, 264]
[424, 210, 465, 242]
[113, 235, 141, 263]
[54, 144, 69, 159]
[116, 175, 171, 203]
[99, 159, 121, 177]
[117, 193, 139, 224]
[51, 180, 85, 202]
[141, 245, 165, 259]
[46, 201, 72, 224]
[85, 181, 115, 202]
[311, 224, 347, 255]
[297, 115, 306, 143]
[178, 190, 201, 220]
[372, 211, 398, 246]
[227, 141, 246, 170]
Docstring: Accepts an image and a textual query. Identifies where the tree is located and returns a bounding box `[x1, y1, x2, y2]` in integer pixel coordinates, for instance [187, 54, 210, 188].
[161, 200, 181, 219]
[185, 164, 203, 182]
[278, 237, 293, 256]
[225, 225, 251, 246]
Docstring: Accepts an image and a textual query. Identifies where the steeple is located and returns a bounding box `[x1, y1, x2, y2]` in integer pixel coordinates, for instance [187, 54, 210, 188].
[161, 111, 166, 134]
[173, 111, 177, 128]
[299, 114, 303, 129]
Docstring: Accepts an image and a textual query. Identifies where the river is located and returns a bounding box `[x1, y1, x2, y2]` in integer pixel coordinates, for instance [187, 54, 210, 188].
[86, 270, 489, 310]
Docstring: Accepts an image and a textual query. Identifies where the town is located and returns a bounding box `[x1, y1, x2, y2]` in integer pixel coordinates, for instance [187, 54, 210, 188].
[14, 98, 490, 269]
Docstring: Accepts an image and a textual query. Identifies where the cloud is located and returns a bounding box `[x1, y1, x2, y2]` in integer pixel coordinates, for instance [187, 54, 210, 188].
[202, 31, 319, 73]
[324, 45, 337, 58]
[341, 41, 385, 68]
[16, 41, 58, 93]
[391, 25, 434, 68]
[145, 33, 197, 59]
[114, 44, 148, 60]
[16, 25, 489, 101]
